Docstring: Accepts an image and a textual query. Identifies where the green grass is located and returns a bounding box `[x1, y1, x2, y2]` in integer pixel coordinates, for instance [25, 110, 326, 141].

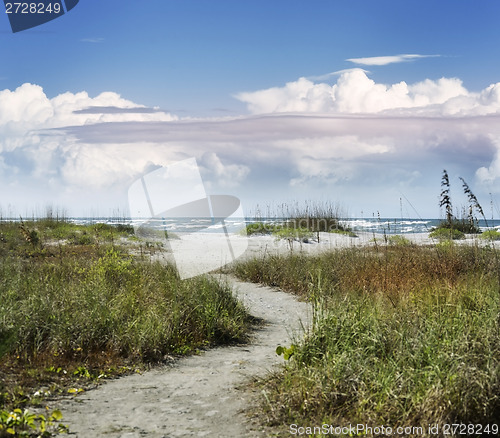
[481, 229, 500, 241]
[244, 222, 283, 236]
[0, 249, 248, 361]
[232, 245, 500, 435]
[0, 219, 250, 419]
[387, 234, 412, 246]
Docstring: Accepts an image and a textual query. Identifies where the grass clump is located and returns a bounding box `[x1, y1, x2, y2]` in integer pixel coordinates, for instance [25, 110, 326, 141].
[282, 201, 348, 232]
[233, 245, 500, 434]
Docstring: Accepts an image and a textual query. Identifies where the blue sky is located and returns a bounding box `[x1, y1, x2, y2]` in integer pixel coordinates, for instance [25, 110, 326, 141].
[1, 0, 500, 218]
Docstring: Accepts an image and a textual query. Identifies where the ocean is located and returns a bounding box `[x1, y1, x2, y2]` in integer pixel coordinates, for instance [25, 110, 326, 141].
[40, 217, 500, 235]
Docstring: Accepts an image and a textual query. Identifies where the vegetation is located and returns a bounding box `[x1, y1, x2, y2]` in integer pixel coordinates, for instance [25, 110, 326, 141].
[232, 244, 500, 436]
[434, 170, 483, 234]
[0, 218, 250, 435]
[272, 227, 314, 250]
[329, 228, 357, 238]
[248, 201, 351, 243]
[244, 222, 283, 236]
[429, 227, 465, 240]
[481, 229, 500, 241]
[387, 234, 412, 246]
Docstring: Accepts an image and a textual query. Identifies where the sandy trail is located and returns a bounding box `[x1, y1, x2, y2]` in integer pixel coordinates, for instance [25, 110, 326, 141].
[51, 275, 311, 437]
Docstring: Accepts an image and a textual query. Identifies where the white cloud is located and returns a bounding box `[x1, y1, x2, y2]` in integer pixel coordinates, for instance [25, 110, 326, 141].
[199, 152, 250, 188]
[347, 54, 440, 66]
[0, 83, 176, 135]
[236, 69, 497, 116]
[476, 137, 500, 189]
[235, 77, 336, 114]
[80, 38, 104, 43]
[306, 68, 370, 82]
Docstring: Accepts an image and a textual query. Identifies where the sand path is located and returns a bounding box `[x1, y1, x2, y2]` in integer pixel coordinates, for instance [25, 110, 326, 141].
[51, 275, 311, 437]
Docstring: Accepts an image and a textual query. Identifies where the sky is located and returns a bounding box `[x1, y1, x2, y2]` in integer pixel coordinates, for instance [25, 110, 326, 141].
[1, 0, 500, 218]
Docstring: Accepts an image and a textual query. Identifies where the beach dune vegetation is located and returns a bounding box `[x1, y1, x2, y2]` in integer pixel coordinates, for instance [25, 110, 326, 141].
[247, 201, 352, 243]
[233, 244, 500, 434]
[0, 218, 250, 418]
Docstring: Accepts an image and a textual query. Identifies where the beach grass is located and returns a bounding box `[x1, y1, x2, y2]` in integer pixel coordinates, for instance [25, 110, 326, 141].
[232, 244, 500, 435]
[0, 219, 250, 419]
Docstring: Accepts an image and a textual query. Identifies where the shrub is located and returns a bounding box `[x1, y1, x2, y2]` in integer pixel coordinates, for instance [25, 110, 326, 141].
[429, 227, 465, 240]
[433, 217, 481, 234]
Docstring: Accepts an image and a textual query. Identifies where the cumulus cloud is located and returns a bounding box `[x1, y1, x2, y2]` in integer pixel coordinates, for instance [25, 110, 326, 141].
[347, 54, 440, 66]
[0, 83, 175, 133]
[235, 69, 500, 116]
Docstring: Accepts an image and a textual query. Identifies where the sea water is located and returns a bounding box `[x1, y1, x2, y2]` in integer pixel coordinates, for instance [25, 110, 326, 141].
[3, 217, 500, 235]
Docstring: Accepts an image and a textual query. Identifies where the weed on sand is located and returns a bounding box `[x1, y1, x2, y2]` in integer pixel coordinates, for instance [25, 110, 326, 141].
[233, 245, 500, 436]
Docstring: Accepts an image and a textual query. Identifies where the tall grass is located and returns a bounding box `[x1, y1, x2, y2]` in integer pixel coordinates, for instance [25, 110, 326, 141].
[233, 245, 500, 435]
[0, 250, 248, 362]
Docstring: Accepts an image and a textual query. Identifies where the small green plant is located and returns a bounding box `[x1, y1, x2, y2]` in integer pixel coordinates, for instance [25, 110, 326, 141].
[69, 231, 94, 245]
[73, 366, 91, 379]
[18, 221, 41, 248]
[0, 408, 67, 436]
[276, 344, 297, 361]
